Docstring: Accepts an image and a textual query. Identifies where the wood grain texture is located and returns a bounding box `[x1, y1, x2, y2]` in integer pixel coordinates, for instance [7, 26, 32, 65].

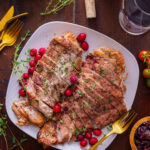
[0, 0, 150, 150]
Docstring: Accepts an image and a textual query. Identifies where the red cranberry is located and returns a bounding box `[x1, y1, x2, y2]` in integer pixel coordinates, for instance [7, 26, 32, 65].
[81, 41, 89, 51]
[23, 73, 29, 79]
[77, 33, 86, 43]
[70, 75, 78, 84]
[34, 54, 41, 62]
[77, 134, 84, 141]
[65, 89, 73, 96]
[93, 129, 102, 136]
[29, 60, 36, 67]
[28, 67, 36, 75]
[19, 78, 27, 86]
[89, 137, 98, 145]
[80, 140, 87, 147]
[85, 131, 92, 139]
[39, 48, 46, 56]
[30, 48, 37, 57]
[53, 104, 61, 113]
[19, 88, 26, 97]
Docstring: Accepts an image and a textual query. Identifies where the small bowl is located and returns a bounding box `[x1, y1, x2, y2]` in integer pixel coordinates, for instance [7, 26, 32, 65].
[130, 116, 150, 150]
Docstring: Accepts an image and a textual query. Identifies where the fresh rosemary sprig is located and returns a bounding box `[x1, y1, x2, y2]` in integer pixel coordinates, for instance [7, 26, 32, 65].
[40, 0, 73, 16]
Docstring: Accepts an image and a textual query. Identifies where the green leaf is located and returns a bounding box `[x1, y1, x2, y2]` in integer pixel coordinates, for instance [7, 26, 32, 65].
[12, 136, 16, 143]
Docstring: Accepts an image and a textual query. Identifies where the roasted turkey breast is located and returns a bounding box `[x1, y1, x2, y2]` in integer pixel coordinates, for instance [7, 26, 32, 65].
[12, 32, 127, 148]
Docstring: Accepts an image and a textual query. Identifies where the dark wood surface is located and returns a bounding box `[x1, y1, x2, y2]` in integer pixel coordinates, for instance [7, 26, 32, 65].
[0, 0, 150, 150]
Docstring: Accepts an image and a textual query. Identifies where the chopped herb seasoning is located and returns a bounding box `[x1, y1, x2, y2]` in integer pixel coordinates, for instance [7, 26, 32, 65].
[57, 56, 61, 60]
[69, 113, 74, 120]
[84, 80, 89, 83]
[101, 73, 106, 77]
[60, 120, 64, 124]
[35, 99, 39, 103]
[106, 99, 111, 104]
[54, 84, 58, 89]
[103, 106, 108, 112]
[111, 79, 116, 82]
[82, 128, 86, 132]
[88, 103, 91, 106]
[75, 129, 80, 135]
[60, 62, 66, 65]
[108, 70, 111, 73]
[45, 69, 51, 73]
[81, 104, 86, 109]
[75, 128, 86, 135]
[45, 133, 49, 137]
[79, 70, 82, 74]
[45, 84, 49, 89]
[53, 72, 56, 77]
[37, 68, 42, 72]
[43, 78, 47, 82]
[93, 83, 96, 88]
[59, 67, 62, 71]
[71, 62, 75, 68]
[65, 67, 68, 73]
[50, 66, 52, 70]
[100, 68, 104, 72]
[83, 93, 86, 97]
[77, 90, 82, 96]
[74, 111, 77, 115]
[88, 99, 92, 103]
[44, 91, 47, 95]
[89, 85, 92, 90]
[108, 93, 112, 97]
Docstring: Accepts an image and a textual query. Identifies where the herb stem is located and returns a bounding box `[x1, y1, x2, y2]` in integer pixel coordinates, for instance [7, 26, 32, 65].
[41, 0, 73, 16]
[3, 135, 8, 150]
[7, 123, 24, 150]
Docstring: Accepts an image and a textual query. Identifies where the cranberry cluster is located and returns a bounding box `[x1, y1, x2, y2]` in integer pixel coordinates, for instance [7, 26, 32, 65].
[18, 48, 46, 97]
[77, 129, 102, 147]
[77, 33, 89, 51]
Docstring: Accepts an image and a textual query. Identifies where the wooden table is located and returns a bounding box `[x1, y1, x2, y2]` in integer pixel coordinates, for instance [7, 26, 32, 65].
[0, 0, 150, 150]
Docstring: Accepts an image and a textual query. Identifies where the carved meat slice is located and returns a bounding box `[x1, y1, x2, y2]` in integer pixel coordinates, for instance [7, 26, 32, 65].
[12, 99, 44, 127]
[37, 121, 57, 147]
[25, 32, 82, 119]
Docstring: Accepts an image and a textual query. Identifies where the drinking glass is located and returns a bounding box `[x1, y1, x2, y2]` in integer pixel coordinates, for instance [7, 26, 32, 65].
[119, 0, 150, 35]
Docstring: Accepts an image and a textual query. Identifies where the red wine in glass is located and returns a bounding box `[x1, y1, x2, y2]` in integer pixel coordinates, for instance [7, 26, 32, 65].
[119, 0, 150, 35]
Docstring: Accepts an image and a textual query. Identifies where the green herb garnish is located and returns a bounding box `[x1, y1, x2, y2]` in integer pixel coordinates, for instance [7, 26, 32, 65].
[65, 67, 68, 73]
[60, 120, 64, 124]
[100, 68, 104, 72]
[40, 0, 73, 16]
[45, 84, 49, 89]
[84, 80, 89, 83]
[71, 62, 75, 68]
[37, 68, 43, 72]
[101, 73, 106, 77]
[35, 99, 39, 103]
[103, 106, 108, 112]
